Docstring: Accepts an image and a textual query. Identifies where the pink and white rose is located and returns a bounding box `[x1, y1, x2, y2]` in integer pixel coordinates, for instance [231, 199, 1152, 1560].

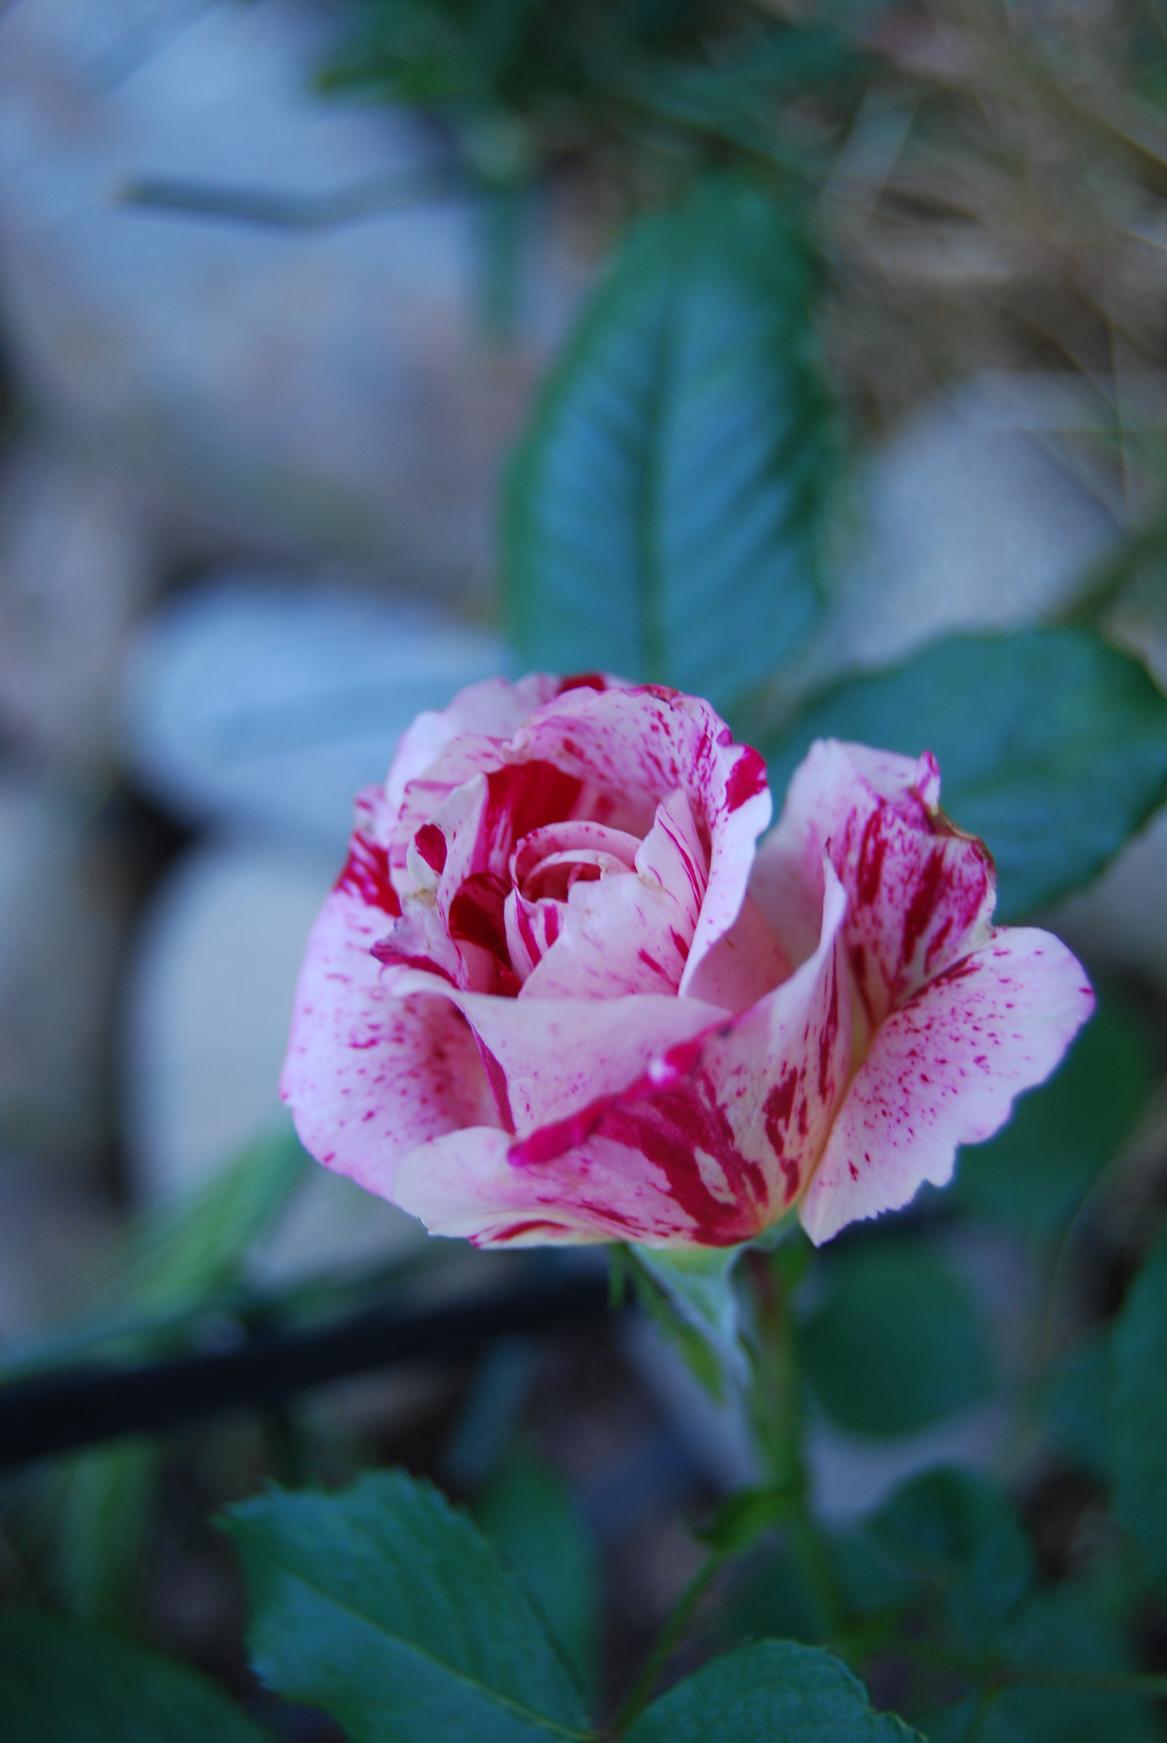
[282, 674, 1093, 1249]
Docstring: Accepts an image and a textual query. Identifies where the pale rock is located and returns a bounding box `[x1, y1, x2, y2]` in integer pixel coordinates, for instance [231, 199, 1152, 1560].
[0, 445, 157, 764]
[800, 372, 1118, 693]
[123, 836, 424, 1278]
[0, 773, 128, 1169]
[122, 571, 511, 845]
[0, 0, 585, 583]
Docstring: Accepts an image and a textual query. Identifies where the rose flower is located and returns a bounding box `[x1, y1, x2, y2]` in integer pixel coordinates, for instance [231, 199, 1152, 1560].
[282, 675, 1092, 1248]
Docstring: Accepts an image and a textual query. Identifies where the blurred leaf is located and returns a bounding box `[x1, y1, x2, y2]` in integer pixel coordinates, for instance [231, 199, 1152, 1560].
[625, 1639, 925, 1741]
[226, 1470, 591, 1742]
[992, 1576, 1160, 1742]
[763, 630, 1167, 919]
[31, 1128, 306, 1622]
[597, 28, 860, 174]
[837, 1470, 1033, 1655]
[801, 1241, 994, 1437]
[1043, 1331, 1112, 1481]
[505, 175, 836, 711]
[951, 992, 1155, 1237]
[1111, 1234, 1167, 1591]
[697, 1485, 792, 1557]
[478, 1448, 600, 1699]
[921, 1702, 1027, 1743]
[0, 1610, 269, 1743]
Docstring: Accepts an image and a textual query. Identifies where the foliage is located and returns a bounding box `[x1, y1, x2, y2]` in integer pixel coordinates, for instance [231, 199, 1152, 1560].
[505, 175, 836, 713]
[762, 629, 1167, 921]
[0, 1611, 269, 1743]
[800, 1241, 994, 1438]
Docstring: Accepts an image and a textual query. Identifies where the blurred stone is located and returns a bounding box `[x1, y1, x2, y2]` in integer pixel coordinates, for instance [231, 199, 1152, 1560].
[0, 445, 157, 764]
[122, 571, 511, 846]
[0, 772, 128, 1170]
[800, 373, 1118, 693]
[124, 835, 423, 1277]
[0, 0, 585, 585]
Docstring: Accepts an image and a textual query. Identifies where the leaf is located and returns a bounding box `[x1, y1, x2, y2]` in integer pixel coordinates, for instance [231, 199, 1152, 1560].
[1111, 1234, 1167, 1590]
[801, 1240, 994, 1438]
[225, 1470, 593, 1743]
[505, 175, 836, 711]
[838, 1470, 1033, 1654]
[624, 1639, 925, 1741]
[1043, 1332, 1112, 1481]
[762, 629, 1167, 919]
[27, 1127, 306, 1622]
[991, 1576, 1160, 1742]
[0, 1610, 270, 1743]
[951, 991, 1155, 1237]
[479, 1449, 600, 1700]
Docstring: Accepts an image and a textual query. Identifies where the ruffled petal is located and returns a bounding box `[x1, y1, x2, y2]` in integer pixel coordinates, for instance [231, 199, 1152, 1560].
[376, 965, 729, 1135]
[753, 739, 994, 1028]
[515, 686, 772, 988]
[392, 866, 851, 1247]
[281, 873, 496, 1199]
[799, 926, 1095, 1245]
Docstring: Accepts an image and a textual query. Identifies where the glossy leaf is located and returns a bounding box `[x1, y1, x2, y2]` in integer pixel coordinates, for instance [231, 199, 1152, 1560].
[763, 630, 1167, 919]
[838, 1470, 1033, 1654]
[226, 1470, 592, 1743]
[506, 176, 835, 711]
[479, 1450, 600, 1699]
[0, 1610, 269, 1743]
[801, 1241, 994, 1437]
[625, 1639, 925, 1741]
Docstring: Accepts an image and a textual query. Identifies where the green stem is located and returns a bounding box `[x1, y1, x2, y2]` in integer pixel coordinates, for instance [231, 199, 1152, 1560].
[745, 1249, 847, 1641]
[612, 1550, 727, 1733]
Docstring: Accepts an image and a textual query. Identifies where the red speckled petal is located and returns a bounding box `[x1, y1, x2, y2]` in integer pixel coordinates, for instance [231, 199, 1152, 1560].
[391, 867, 850, 1247]
[516, 686, 772, 989]
[799, 927, 1095, 1245]
[520, 790, 702, 999]
[377, 964, 730, 1135]
[754, 740, 995, 1029]
[281, 866, 496, 1199]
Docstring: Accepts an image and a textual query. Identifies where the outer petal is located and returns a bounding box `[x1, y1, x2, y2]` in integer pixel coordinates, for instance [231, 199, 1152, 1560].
[799, 927, 1095, 1245]
[385, 673, 561, 814]
[377, 965, 729, 1134]
[392, 867, 851, 1247]
[281, 834, 496, 1198]
[753, 739, 994, 1028]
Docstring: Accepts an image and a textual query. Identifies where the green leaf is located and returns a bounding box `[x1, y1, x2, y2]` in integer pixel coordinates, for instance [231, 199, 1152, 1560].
[1111, 1235, 1167, 1590]
[763, 629, 1167, 918]
[951, 991, 1155, 1237]
[992, 1576, 1160, 1742]
[838, 1470, 1033, 1654]
[479, 1449, 600, 1699]
[624, 1639, 925, 1741]
[225, 1470, 593, 1743]
[0, 1610, 270, 1743]
[1043, 1332, 1112, 1481]
[801, 1240, 994, 1437]
[26, 1127, 307, 1623]
[505, 175, 836, 710]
